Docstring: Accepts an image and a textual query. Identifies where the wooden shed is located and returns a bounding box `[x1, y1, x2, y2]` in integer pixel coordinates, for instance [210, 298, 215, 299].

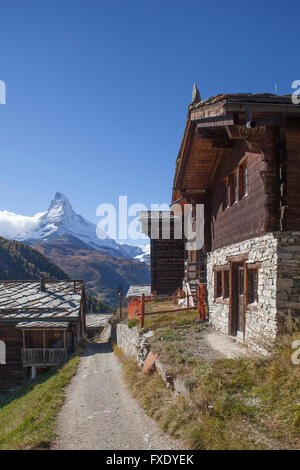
[0, 279, 86, 393]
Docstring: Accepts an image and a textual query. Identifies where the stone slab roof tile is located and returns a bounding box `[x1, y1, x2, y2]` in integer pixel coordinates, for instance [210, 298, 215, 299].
[0, 280, 84, 322]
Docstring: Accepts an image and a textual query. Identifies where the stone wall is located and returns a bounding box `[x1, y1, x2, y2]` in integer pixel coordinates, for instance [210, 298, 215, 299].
[116, 323, 153, 365]
[207, 231, 300, 353]
[277, 232, 300, 329]
[207, 233, 278, 353]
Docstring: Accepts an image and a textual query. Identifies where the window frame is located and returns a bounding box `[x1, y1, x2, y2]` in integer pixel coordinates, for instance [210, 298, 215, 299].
[214, 266, 230, 301]
[222, 159, 248, 210]
[247, 267, 259, 304]
[239, 160, 248, 199]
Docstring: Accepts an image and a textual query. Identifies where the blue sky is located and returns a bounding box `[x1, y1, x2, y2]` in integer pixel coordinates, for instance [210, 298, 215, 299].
[0, 0, 299, 239]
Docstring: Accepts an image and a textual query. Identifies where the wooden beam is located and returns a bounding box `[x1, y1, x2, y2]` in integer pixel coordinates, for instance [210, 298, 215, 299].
[196, 114, 235, 129]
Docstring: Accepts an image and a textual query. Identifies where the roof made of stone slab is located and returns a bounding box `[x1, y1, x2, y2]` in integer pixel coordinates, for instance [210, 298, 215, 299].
[0, 280, 84, 322]
[86, 314, 112, 329]
[125, 284, 151, 299]
[15, 321, 69, 329]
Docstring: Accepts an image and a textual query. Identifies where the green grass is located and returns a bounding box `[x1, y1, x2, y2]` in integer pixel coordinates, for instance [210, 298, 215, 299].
[0, 355, 80, 450]
[143, 300, 200, 330]
[113, 329, 300, 450]
[128, 318, 139, 329]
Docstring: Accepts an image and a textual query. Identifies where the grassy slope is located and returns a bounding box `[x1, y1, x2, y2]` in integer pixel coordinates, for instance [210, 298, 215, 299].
[0, 356, 80, 450]
[114, 302, 300, 450]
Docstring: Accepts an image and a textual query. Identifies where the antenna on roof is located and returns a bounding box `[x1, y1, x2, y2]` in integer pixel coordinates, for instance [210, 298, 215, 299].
[274, 83, 278, 95]
[191, 83, 201, 104]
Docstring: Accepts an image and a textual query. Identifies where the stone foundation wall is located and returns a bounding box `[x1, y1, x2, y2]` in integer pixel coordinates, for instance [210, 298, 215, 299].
[207, 232, 300, 353]
[116, 323, 153, 365]
[277, 232, 300, 330]
[207, 233, 278, 353]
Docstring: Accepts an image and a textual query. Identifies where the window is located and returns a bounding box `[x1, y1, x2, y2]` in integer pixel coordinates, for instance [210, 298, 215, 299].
[224, 271, 229, 298]
[239, 161, 248, 198]
[222, 160, 248, 210]
[215, 268, 230, 300]
[223, 177, 230, 209]
[248, 269, 258, 303]
[231, 171, 238, 204]
[239, 268, 244, 296]
[216, 271, 222, 298]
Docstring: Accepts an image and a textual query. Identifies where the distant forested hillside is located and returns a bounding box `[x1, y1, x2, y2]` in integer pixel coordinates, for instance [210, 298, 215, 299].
[34, 234, 150, 306]
[0, 236, 111, 312]
[0, 236, 68, 280]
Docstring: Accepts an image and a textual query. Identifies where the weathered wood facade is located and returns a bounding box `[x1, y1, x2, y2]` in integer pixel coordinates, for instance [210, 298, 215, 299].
[140, 211, 185, 296]
[0, 279, 86, 393]
[169, 90, 300, 351]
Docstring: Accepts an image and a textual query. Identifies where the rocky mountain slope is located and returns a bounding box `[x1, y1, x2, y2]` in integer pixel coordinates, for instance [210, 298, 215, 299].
[0, 192, 148, 261]
[0, 236, 111, 312]
[0, 193, 150, 306]
[34, 234, 150, 306]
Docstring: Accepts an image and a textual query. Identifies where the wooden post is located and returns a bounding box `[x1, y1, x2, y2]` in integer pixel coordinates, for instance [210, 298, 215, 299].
[118, 285, 123, 320]
[120, 293, 123, 320]
[64, 330, 66, 348]
[43, 330, 46, 349]
[198, 284, 206, 321]
[140, 294, 145, 329]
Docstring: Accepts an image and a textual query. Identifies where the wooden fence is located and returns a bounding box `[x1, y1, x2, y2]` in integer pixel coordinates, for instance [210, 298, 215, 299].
[127, 284, 207, 328]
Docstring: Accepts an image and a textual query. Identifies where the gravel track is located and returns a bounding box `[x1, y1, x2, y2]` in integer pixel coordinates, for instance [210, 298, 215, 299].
[52, 342, 180, 450]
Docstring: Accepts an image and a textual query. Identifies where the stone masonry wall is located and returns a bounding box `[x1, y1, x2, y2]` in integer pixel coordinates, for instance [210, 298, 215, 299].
[277, 232, 300, 330]
[207, 232, 300, 353]
[207, 233, 278, 353]
[116, 323, 153, 365]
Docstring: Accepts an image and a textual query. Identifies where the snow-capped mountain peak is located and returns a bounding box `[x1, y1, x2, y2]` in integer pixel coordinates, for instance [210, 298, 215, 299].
[29, 193, 114, 248]
[0, 193, 150, 263]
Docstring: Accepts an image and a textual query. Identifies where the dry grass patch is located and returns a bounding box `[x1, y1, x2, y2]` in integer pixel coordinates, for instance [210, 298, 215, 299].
[143, 299, 200, 330]
[113, 328, 300, 450]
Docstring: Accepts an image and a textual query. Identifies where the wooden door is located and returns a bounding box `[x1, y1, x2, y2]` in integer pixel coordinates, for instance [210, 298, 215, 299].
[237, 266, 245, 335]
[230, 262, 245, 337]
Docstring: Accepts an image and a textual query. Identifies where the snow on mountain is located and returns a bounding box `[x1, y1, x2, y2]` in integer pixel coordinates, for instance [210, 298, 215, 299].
[0, 210, 45, 240]
[0, 192, 150, 262]
[134, 244, 150, 264]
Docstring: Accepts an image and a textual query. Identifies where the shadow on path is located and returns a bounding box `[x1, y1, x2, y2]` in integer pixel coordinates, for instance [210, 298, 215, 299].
[83, 341, 112, 357]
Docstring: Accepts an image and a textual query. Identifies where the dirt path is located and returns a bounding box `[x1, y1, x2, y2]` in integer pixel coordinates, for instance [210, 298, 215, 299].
[52, 342, 180, 450]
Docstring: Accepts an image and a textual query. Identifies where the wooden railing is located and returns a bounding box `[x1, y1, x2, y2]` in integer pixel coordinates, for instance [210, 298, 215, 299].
[127, 284, 207, 328]
[21, 348, 68, 367]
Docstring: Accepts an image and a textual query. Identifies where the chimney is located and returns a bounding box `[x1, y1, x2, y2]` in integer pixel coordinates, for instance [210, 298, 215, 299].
[40, 277, 46, 292]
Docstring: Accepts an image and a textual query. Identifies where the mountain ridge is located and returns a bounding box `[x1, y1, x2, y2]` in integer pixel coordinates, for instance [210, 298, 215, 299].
[0, 192, 149, 262]
[0, 193, 150, 305]
[0, 235, 112, 313]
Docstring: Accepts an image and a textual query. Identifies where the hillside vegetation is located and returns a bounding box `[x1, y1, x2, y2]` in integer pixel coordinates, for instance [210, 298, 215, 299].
[0, 236, 67, 280]
[0, 355, 80, 449]
[114, 303, 300, 450]
[34, 234, 150, 306]
[0, 236, 111, 312]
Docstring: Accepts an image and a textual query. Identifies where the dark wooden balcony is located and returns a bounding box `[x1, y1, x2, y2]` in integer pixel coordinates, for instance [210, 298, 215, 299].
[21, 348, 68, 367]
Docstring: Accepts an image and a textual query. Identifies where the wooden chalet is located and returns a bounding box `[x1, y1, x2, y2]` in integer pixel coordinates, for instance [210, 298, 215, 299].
[0, 279, 86, 393]
[86, 313, 112, 340]
[148, 86, 300, 352]
[140, 211, 184, 296]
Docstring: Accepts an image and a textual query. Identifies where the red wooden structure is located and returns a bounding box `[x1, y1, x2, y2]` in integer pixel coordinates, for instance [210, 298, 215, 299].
[127, 285, 207, 328]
